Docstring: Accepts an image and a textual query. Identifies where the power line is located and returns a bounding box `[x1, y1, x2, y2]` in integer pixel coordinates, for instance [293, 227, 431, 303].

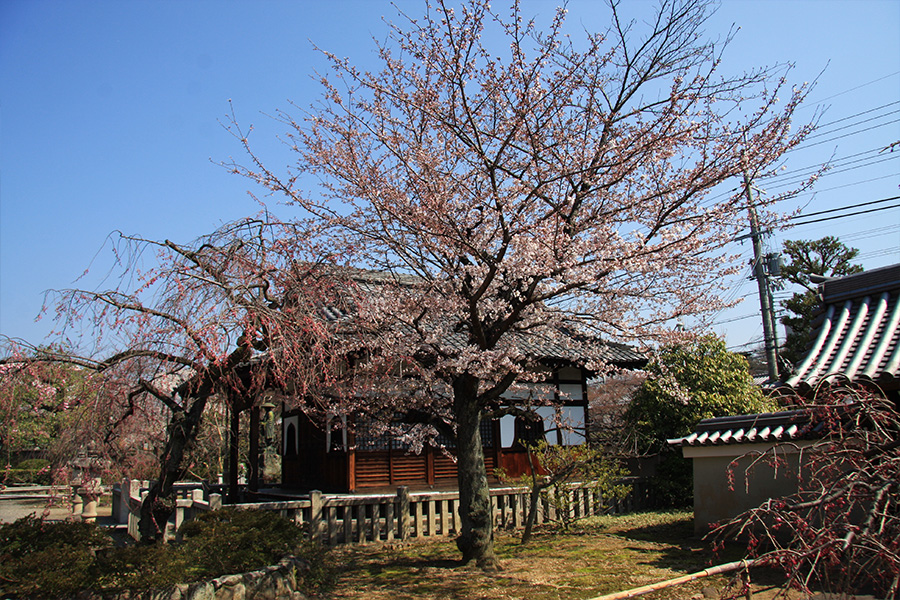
[790, 202, 900, 227]
[790, 195, 900, 219]
[859, 248, 900, 260]
[790, 118, 900, 151]
[811, 100, 900, 131]
[801, 108, 900, 142]
[805, 71, 900, 105]
[762, 145, 885, 182]
[790, 173, 898, 197]
[726, 336, 765, 352]
[713, 312, 761, 325]
[843, 224, 900, 242]
[763, 152, 900, 190]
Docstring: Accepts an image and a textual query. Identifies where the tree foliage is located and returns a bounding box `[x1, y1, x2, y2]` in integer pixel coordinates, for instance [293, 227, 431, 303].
[626, 336, 777, 454]
[711, 388, 899, 598]
[500, 440, 630, 544]
[0, 356, 124, 482]
[3, 218, 350, 540]
[226, 0, 812, 568]
[625, 336, 777, 507]
[779, 237, 863, 364]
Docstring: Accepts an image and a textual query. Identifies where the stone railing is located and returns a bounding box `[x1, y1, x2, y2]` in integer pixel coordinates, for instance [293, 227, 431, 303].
[74, 555, 311, 600]
[1, 481, 108, 522]
[115, 477, 652, 545]
[113, 480, 224, 540]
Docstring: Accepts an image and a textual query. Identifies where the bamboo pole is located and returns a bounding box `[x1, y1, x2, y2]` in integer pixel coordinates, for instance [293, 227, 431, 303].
[586, 559, 756, 600]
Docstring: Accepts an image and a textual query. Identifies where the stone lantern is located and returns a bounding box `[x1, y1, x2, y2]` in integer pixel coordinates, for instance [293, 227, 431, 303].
[261, 399, 280, 482]
[69, 442, 106, 522]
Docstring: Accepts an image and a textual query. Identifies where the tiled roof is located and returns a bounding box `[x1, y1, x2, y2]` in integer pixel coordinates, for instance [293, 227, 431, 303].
[319, 267, 646, 369]
[667, 407, 835, 447]
[783, 264, 900, 392]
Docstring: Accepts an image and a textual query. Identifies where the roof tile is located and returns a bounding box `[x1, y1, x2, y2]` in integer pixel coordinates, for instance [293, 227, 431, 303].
[784, 264, 900, 391]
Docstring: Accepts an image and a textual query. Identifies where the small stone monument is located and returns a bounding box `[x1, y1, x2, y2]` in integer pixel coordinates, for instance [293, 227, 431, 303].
[69, 443, 106, 522]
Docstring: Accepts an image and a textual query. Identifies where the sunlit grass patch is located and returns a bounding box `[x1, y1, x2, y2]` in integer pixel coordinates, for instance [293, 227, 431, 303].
[326, 510, 785, 600]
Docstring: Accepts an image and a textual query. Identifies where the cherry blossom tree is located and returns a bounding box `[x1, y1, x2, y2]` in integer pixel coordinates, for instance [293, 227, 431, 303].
[3, 217, 349, 541]
[710, 387, 899, 598]
[0, 357, 87, 479]
[225, 0, 816, 568]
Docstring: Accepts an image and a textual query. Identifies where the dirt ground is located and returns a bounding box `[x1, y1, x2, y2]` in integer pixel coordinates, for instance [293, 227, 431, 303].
[0, 498, 113, 523]
[321, 513, 884, 600]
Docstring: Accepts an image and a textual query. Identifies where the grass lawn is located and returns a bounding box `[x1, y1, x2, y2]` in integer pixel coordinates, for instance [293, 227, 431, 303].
[325, 511, 788, 600]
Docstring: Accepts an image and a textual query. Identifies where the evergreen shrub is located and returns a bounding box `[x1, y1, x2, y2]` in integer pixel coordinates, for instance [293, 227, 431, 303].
[0, 509, 334, 598]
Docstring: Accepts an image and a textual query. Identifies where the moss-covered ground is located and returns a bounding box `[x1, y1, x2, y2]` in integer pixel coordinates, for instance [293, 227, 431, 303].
[325, 511, 788, 600]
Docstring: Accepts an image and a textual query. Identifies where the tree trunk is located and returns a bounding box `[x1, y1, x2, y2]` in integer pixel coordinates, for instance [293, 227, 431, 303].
[139, 394, 208, 542]
[453, 375, 500, 571]
[522, 487, 541, 544]
[521, 445, 542, 545]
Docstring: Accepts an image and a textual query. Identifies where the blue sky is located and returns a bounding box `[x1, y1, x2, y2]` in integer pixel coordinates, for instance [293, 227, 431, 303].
[1, 0, 898, 354]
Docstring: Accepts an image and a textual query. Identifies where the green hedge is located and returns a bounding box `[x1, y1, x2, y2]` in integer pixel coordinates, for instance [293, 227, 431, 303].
[4, 458, 53, 485]
[3, 468, 52, 485]
[0, 509, 334, 598]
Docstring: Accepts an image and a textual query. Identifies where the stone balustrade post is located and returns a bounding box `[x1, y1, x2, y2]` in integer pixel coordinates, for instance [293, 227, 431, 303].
[397, 486, 410, 541]
[309, 490, 323, 543]
[71, 486, 83, 518]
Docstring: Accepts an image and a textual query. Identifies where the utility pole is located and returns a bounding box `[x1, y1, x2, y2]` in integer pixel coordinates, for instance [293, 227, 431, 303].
[743, 171, 780, 382]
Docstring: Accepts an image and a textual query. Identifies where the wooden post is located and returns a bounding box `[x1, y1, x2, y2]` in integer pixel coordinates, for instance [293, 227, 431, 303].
[513, 492, 522, 529]
[249, 404, 260, 493]
[228, 402, 240, 504]
[426, 445, 435, 486]
[397, 486, 410, 541]
[357, 505, 366, 544]
[309, 490, 323, 543]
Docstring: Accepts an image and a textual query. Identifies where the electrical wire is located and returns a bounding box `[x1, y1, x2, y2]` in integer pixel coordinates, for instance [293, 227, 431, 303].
[789, 195, 900, 219]
[810, 100, 900, 131]
[760, 144, 890, 181]
[790, 118, 900, 151]
[804, 71, 900, 105]
[790, 173, 899, 197]
[790, 203, 900, 227]
[714, 312, 761, 325]
[859, 248, 900, 260]
[800, 108, 900, 142]
[763, 153, 899, 190]
[842, 224, 900, 242]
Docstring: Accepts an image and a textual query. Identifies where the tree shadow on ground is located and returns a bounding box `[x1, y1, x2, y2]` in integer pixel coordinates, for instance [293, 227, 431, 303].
[611, 518, 787, 589]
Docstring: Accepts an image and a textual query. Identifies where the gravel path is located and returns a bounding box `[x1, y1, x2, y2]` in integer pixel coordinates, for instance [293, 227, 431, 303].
[0, 499, 112, 523]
